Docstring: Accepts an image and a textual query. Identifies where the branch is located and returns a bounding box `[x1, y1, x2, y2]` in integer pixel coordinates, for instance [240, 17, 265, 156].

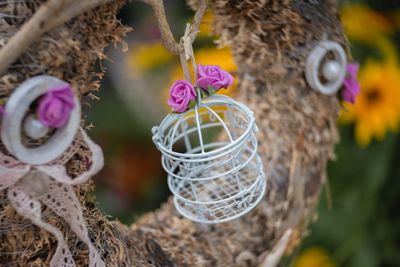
[141, 0, 207, 55]
[259, 229, 293, 267]
[0, 0, 115, 76]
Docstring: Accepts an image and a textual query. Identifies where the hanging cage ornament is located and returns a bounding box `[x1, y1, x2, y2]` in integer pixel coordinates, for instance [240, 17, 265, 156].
[152, 29, 266, 224]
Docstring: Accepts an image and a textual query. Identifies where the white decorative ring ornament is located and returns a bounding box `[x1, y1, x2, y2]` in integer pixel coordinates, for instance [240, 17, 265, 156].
[153, 94, 266, 224]
[306, 41, 347, 95]
[1, 75, 80, 165]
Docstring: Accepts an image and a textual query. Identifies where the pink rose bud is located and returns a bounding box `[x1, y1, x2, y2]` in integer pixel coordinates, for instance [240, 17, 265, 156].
[167, 80, 197, 113]
[196, 64, 234, 92]
[342, 63, 361, 104]
[38, 85, 75, 128]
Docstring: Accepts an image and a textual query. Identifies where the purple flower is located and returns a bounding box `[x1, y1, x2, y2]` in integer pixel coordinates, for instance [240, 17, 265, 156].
[0, 105, 4, 116]
[196, 64, 234, 92]
[342, 63, 361, 104]
[38, 85, 75, 128]
[167, 80, 197, 113]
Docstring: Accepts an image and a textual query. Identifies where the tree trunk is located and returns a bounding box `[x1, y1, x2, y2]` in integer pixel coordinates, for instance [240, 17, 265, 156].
[0, 0, 346, 266]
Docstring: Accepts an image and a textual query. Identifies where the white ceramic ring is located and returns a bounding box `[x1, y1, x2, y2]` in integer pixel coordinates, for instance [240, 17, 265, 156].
[306, 41, 347, 95]
[1, 75, 81, 165]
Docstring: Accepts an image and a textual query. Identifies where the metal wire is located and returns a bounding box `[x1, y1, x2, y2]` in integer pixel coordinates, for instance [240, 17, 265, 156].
[152, 94, 266, 223]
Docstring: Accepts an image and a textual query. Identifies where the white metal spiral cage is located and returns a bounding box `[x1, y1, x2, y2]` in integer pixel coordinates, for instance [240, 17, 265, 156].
[152, 94, 266, 223]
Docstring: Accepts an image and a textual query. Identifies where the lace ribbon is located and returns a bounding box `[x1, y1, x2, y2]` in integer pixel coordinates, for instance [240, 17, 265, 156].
[0, 128, 105, 267]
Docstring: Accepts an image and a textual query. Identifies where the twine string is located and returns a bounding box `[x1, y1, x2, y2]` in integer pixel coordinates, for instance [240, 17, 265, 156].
[179, 23, 199, 98]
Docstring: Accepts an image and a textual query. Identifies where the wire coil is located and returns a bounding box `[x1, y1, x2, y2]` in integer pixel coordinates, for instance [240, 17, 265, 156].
[152, 94, 266, 223]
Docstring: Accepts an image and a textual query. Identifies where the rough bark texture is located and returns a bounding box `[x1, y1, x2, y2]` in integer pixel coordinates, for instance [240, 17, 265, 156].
[0, 0, 346, 266]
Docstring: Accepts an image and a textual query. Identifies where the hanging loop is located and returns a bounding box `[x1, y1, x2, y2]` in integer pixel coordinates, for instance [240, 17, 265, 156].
[179, 24, 199, 93]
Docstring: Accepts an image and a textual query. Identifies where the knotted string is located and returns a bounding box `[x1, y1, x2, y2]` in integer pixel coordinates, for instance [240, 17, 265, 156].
[0, 128, 105, 267]
[179, 23, 198, 84]
[179, 23, 204, 104]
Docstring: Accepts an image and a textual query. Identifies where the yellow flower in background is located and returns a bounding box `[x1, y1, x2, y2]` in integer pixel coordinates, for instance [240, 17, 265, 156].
[374, 37, 398, 65]
[293, 247, 335, 267]
[129, 42, 174, 75]
[341, 4, 394, 42]
[341, 61, 400, 147]
[195, 47, 237, 74]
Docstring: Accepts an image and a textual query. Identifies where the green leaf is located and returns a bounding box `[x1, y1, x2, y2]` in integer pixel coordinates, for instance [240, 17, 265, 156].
[207, 85, 218, 95]
[188, 100, 196, 109]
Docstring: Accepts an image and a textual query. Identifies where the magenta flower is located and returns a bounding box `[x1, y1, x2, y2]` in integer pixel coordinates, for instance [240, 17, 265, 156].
[167, 80, 197, 113]
[342, 63, 361, 104]
[196, 64, 234, 92]
[38, 85, 75, 128]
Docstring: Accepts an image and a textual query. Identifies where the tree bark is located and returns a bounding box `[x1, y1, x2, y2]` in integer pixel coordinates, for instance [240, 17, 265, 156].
[0, 0, 346, 266]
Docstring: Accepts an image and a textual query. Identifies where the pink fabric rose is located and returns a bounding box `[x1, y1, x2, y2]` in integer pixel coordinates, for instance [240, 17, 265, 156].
[38, 85, 75, 128]
[167, 80, 197, 113]
[196, 64, 234, 92]
[342, 63, 361, 104]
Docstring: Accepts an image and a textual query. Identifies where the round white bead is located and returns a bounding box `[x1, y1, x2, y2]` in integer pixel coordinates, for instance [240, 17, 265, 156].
[322, 60, 341, 82]
[23, 114, 49, 140]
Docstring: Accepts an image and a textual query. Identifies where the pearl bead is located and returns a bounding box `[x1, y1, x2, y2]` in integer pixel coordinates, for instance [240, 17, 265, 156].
[322, 60, 341, 82]
[23, 115, 49, 140]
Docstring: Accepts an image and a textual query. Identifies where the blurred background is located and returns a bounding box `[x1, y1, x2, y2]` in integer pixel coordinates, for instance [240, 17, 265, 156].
[85, 0, 400, 266]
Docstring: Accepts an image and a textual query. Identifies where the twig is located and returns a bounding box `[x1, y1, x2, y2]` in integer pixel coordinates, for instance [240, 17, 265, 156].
[0, 0, 115, 76]
[50, 0, 115, 29]
[188, 0, 208, 41]
[141, 0, 207, 55]
[259, 229, 293, 267]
